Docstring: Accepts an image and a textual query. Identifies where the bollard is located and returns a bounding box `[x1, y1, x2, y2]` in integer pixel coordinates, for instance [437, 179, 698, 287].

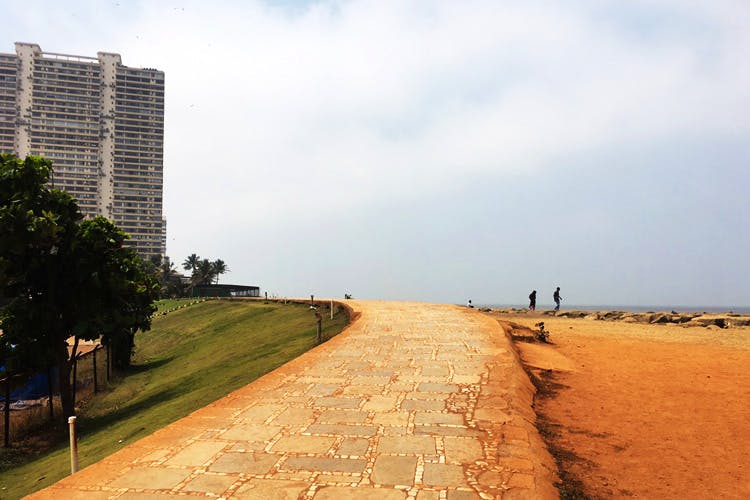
[330, 299, 334, 319]
[68, 416, 78, 474]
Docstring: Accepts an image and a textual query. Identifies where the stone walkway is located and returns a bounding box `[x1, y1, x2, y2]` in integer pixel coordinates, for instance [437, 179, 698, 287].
[28, 301, 557, 499]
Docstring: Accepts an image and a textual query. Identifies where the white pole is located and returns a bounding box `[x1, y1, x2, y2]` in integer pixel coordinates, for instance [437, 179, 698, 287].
[330, 299, 334, 319]
[68, 416, 78, 474]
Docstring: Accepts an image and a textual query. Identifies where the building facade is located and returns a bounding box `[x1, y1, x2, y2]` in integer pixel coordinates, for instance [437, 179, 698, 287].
[0, 43, 165, 258]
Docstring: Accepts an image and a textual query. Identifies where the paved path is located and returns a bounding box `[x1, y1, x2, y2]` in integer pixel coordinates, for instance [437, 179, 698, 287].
[29, 301, 557, 499]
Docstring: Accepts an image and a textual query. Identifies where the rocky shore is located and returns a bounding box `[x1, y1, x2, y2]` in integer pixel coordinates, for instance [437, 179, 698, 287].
[488, 308, 750, 328]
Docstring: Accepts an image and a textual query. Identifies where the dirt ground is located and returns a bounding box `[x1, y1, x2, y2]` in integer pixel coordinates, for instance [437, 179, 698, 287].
[492, 312, 750, 500]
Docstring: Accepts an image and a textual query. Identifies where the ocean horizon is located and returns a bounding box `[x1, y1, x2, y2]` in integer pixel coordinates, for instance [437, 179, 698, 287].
[480, 304, 750, 314]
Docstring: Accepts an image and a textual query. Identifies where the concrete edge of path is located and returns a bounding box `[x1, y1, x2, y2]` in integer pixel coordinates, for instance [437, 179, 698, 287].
[470, 309, 559, 499]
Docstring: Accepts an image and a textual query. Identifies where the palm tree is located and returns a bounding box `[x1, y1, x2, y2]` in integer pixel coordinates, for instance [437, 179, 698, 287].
[160, 256, 176, 282]
[193, 258, 216, 287]
[182, 253, 200, 273]
[212, 259, 228, 284]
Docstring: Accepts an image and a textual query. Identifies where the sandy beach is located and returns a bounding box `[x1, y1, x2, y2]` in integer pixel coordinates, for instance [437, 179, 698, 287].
[487, 309, 750, 499]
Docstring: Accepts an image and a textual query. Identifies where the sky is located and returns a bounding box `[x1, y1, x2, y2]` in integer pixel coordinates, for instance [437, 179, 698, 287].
[3, 0, 749, 307]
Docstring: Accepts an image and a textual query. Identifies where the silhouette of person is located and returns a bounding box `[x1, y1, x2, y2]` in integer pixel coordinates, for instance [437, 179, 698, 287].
[528, 290, 536, 311]
[553, 287, 562, 311]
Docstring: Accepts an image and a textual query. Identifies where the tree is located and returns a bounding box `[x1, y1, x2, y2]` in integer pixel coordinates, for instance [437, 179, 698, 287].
[193, 258, 216, 287]
[182, 253, 199, 273]
[158, 256, 183, 298]
[0, 154, 158, 419]
[212, 259, 228, 284]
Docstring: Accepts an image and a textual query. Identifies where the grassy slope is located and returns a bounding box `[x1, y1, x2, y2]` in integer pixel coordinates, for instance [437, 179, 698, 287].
[0, 300, 349, 498]
[153, 298, 195, 313]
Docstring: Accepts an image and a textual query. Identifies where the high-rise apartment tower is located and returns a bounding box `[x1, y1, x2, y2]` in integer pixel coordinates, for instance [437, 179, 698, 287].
[0, 42, 165, 258]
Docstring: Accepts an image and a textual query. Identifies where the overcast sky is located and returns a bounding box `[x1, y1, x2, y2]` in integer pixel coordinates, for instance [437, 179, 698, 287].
[3, 0, 749, 307]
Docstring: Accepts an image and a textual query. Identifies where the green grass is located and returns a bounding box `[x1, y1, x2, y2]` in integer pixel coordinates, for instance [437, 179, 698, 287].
[0, 300, 349, 499]
[153, 298, 203, 313]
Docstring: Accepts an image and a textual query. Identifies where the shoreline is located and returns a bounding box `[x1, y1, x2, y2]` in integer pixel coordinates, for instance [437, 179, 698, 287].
[483, 307, 750, 329]
[480, 304, 750, 314]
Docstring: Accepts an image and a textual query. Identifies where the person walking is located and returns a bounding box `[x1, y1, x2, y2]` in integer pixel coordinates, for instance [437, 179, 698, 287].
[553, 287, 562, 311]
[528, 290, 537, 311]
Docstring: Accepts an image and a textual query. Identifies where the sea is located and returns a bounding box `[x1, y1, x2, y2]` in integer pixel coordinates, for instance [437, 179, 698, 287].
[481, 304, 750, 314]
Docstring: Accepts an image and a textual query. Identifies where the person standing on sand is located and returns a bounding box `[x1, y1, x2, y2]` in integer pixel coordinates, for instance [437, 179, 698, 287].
[553, 287, 562, 311]
[529, 290, 537, 311]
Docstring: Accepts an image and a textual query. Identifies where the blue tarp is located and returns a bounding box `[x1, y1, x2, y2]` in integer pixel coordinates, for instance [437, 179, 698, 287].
[0, 368, 58, 402]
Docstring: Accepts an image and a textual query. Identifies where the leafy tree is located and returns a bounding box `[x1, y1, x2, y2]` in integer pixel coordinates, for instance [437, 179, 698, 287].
[0, 154, 158, 419]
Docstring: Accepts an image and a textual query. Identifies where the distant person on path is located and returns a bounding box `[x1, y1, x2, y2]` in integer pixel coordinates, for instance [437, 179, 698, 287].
[529, 290, 537, 311]
[553, 287, 562, 311]
[467, 299, 474, 308]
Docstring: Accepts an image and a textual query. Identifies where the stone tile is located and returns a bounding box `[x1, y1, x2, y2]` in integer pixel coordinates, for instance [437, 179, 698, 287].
[372, 455, 417, 486]
[308, 383, 341, 396]
[272, 407, 317, 425]
[283, 456, 366, 473]
[233, 479, 310, 499]
[382, 426, 408, 436]
[416, 491, 441, 500]
[401, 399, 445, 411]
[422, 463, 467, 487]
[136, 448, 171, 463]
[447, 489, 481, 499]
[181, 473, 236, 494]
[209, 451, 279, 474]
[221, 423, 282, 442]
[297, 376, 347, 384]
[443, 437, 484, 463]
[342, 385, 384, 396]
[414, 412, 465, 425]
[317, 409, 368, 424]
[306, 424, 377, 437]
[337, 437, 370, 456]
[165, 440, 226, 466]
[109, 466, 192, 489]
[313, 397, 363, 409]
[421, 366, 451, 377]
[408, 391, 453, 401]
[377, 435, 436, 455]
[418, 382, 459, 393]
[119, 494, 178, 500]
[236, 404, 284, 422]
[272, 435, 337, 454]
[372, 412, 409, 426]
[314, 486, 406, 499]
[352, 375, 391, 385]
[362, 395, 399, 412]
[388, 382, 416, 392]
